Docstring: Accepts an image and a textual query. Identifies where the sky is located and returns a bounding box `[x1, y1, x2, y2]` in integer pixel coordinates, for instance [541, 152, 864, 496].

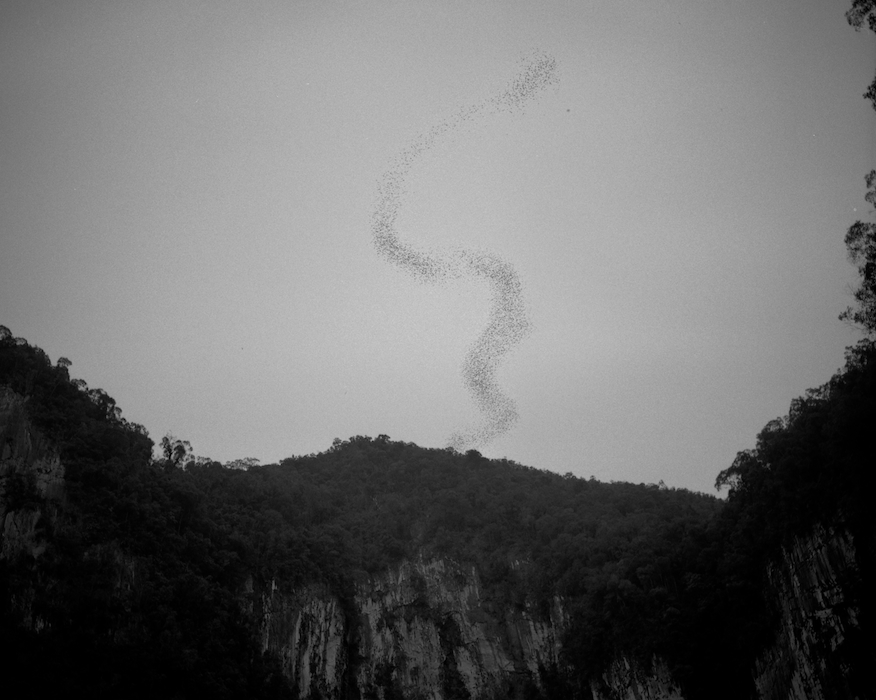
[1, 0, 874, 494]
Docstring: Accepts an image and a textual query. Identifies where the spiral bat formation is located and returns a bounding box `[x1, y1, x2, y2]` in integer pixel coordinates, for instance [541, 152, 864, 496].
[371, 51, 558, 450]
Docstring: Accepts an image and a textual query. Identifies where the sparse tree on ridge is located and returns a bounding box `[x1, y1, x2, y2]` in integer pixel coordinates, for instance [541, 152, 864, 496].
[159, 433, 193, 470]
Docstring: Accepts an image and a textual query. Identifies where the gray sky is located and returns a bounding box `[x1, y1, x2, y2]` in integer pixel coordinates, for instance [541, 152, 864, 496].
[2, 0, 873, 493]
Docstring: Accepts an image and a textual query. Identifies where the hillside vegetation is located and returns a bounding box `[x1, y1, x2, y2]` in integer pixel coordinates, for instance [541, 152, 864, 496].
[1, 304, 874, 699]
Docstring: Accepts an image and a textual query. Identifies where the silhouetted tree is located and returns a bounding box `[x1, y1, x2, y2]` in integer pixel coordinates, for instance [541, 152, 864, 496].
[847, 0, 876, 108]
[840, 171, 876, 335]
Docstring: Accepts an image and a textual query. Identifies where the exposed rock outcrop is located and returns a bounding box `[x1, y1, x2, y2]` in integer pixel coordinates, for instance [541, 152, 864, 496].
[0, 386, 64, 559]
[753, 523, 869, 700]
[590, 656, 684, 700]
[250, 556, 570, 699]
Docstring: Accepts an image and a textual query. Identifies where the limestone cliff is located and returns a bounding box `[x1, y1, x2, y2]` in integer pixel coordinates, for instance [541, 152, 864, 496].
[244, 522, 873, 700]
[590, 656, 684, 700]
[249, 556, 569, 699]
[0, 386, 64, 561]
[753, 523, 870, 700]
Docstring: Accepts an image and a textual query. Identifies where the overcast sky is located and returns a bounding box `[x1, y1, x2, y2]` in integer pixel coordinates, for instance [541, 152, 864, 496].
[2, 0, 873, 493]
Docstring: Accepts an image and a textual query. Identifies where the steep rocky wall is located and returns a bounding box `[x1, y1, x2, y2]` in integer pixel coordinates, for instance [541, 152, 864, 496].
[353, 558, 568, 700]
[0, 386, 64, 560]
[251, 557, 692, 700]
[246, 577, 350, 699]
[590, 656, 684, 700]
[251, 556, 569, 699]
[754, 523, 868, 700]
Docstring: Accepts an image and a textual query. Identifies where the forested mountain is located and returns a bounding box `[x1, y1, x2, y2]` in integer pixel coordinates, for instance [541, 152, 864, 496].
[1, 304, 873, 698]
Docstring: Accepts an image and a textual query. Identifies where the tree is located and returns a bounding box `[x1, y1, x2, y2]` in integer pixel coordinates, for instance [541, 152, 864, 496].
[847, 0, 876, 108]
[847, 0, 876, 32]
[159, 433, 193, 470]
[88, 387, 123, 422]
[840, 171, 876, 336]
[225, 457, 260, 471]
[840, 2, 876, 334]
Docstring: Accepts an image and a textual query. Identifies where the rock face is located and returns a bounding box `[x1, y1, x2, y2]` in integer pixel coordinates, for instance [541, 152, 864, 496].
[250, 557, 569, 699]
[247, 557, 698, 700]
[0, 386, 64, 561]
[243, 524, 872, 700]
[753, 523, 869, 700]
[590, 656, 684, 700]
